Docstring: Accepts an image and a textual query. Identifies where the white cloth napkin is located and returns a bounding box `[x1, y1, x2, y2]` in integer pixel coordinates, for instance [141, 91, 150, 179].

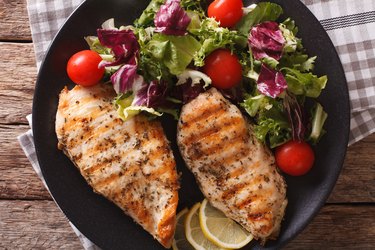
[20, 0, 375, 249]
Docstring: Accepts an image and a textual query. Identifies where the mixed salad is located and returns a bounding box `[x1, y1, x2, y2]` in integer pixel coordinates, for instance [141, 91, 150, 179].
[66, 0, 327, 177]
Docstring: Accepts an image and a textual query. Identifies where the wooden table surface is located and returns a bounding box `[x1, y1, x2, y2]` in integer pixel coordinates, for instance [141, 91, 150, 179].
[1, 0, 374, 249]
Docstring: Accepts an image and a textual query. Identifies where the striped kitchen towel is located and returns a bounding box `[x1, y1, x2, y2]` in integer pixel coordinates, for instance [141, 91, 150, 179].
[304, 0, 375, 145]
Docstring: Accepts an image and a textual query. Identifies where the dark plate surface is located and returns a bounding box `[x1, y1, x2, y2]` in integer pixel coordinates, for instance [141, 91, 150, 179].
[32, 0, 350, 249]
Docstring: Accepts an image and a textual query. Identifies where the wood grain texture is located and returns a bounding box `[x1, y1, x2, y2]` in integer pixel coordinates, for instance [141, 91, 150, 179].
[286, 205, 375, 249]
[0, 43, 36, 124]
[0, 200, 373, 249]
[328, 134, 375, 203]
[0, 125, 50, 200]
[0, 0, 32, 41]
[0, 200, 82, 249]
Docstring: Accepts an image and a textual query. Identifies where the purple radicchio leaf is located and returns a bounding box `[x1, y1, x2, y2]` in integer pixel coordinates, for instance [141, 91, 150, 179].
[134, 80, 179, 110]
[283, 91, 306, 141]
[154, 0, 191, 36]
[134, 80, 166, 107]
[171, 78, 205, 104]
[257, 63, 287, 98]
[111, 64, 140, 94]
[249, 21, 286, 61]
[97, 29, 140, 68]
[112, 65, 179, 110]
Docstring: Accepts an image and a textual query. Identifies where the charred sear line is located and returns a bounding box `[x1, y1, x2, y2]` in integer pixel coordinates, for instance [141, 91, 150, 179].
[221, 182, 247, 200]
[236, 197, 253, 209]
[181, 116, 245, 146]
[187, 131, 247, 161]
[179, 104, 224, 129]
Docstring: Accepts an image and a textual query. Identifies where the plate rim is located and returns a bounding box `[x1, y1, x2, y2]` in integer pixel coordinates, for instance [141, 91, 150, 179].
[32, 0, 351, 249]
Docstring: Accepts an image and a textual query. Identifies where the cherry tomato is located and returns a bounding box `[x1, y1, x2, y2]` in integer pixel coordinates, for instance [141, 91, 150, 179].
[275, 140, 315, 176]
[67, 50, 104, 86]
[208, 0, 243, 28]
[203, 49, 242, 89]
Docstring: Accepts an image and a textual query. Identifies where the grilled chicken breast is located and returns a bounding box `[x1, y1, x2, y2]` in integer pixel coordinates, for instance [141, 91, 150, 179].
[177, 88, 287, 243]
[55, 84, 179, 248]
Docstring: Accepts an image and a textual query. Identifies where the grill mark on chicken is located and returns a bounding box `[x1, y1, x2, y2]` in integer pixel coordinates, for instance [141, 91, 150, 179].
[181, 116, 245, 148]
[90, 145, 175, 192]
[179, 104, 226, 129]
[93, 164, 136, 190]
[109, 161, 178, 205]
[55, 84, 179, 248]
[221, 182, 247, 200]
[84, 138, 153, 175]
[84, 122, 170, 179]
[86, 140, 170, 184]
[177, 88, 287, 244]
[84, 155, 121, 175]
[186, 131, 246, 161]
[228, 166, 246, 179]
[208, 144, 251, 170]
[236, 197, 254, 210]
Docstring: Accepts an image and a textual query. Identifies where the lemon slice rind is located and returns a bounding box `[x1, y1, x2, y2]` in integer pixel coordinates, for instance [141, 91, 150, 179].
[185, 202, 226, 250]
[172, 208, 195, 250]
[199, 199, 253, 249]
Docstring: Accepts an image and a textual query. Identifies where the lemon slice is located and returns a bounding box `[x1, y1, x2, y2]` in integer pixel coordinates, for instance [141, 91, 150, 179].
[199, 199, 253, 249]
[185, 203, 226, 250]
[172, 208, 195, 250]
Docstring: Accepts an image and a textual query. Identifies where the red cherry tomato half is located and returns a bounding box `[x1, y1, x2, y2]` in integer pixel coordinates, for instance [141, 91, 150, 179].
[203, 49, 242, 89]
[208, 0, 243, 28]
[67, 50, 104, 86]
[275, 140, 315, 176]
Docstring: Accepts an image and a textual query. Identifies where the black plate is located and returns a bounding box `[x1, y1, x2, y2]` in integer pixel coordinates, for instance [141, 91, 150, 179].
[33, 0, 350, 249]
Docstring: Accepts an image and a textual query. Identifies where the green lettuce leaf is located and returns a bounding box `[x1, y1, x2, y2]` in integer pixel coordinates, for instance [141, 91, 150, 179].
[241, 94, 269, 117]
[114, 93, 162, 121]
[281, 18, 299, 36]
[186, 10, 202, 31]
[85, 36, 112, 55]
[242, 94, 290, 148]
[300, 56, 317, 72]
[235, 2, 283, 36]
[190, 18, 247, 67]
[279, 23, 298, 53]
[180, 0, 205, 15]
[277, 17, 317, 72]
[283, 68, 327, 98]
[135, 27, 155, 46]
[135, 27, 173, 82]
[240, 49, 260, 81]
[262, 56, 279, 69]
[309, 102, 328, 144]
[254, 104, 291, 148]
[134, 0, 165, 27]
[146, 33, 201, 75]
[138, 52, 172, 82]
[280, 53, 317, 72]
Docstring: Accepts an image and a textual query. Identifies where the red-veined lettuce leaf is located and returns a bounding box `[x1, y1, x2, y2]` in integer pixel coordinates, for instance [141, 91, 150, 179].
[249, 21, 285, 61]
[257, 63, 287, 98]
[154, 0, 191, 36]
[97, 29, 140, 67]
